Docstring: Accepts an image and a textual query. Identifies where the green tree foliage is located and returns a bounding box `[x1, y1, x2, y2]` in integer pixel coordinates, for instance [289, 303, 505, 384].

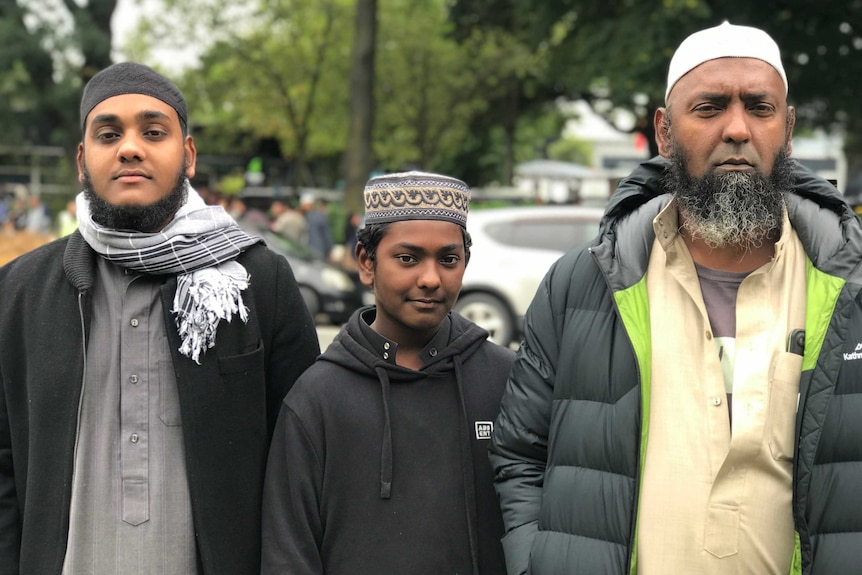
[0, 0, 115, 149]
[374, 0, 484, 171]
[11, 0, 852, 193]
[449, 0, 710, 161]
[444, 100, 574, 186]
[547, 134, 592, 166]
[139, 0, 511, 187]
[448, 0, 603, 185]
[138, 0, 354, 188]
[452, 0, 862, 166]
[378, 0, 558, 185]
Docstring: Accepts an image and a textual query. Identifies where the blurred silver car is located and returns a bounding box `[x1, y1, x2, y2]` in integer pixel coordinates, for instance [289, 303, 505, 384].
[455, 205, 604, 345]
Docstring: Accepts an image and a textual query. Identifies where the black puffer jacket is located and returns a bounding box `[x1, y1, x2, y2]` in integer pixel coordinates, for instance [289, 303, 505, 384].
[489, 156, 862, 575]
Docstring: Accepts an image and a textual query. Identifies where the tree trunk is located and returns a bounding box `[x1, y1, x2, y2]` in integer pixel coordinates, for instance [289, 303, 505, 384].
[342, 0, 377, 215]
[499, 78, 520, 186]
[66, 0, 116, 82]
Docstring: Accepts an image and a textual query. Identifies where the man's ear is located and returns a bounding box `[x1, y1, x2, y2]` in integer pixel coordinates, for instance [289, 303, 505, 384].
[184, 136, 197, 179]
[785, 105, 796, 155]
[464, 249, 470, 268]
[356, 243, 374, 287]
[76, 143, 85, 183]
[655, 107, 672, 158]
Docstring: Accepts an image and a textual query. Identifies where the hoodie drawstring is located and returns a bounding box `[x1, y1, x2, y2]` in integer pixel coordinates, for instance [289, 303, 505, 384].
[376, 367, 393, 500]
[454, 357, 480, 575]
[373, 354, 480, 574]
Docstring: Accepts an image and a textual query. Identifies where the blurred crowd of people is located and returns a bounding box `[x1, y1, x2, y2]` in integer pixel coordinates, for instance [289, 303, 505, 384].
[0, 185, 78, 266]
[0, 182, 362, 271]
[0, 184, 76, 238]
[196, 185, 361, 272]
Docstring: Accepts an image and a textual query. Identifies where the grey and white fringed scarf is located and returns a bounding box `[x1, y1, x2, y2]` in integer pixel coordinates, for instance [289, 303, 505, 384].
[76, 181, 262, 364]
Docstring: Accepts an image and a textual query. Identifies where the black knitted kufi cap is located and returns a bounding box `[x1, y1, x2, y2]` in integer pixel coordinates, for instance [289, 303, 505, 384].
[80, 62, 188, 133]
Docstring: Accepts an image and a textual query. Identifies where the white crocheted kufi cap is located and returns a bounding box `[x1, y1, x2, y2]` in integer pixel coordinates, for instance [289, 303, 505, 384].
[665, 21, 787, 104]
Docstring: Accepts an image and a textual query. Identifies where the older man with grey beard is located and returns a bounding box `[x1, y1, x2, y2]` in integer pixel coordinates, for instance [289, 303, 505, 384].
[490, 21, 862, 575]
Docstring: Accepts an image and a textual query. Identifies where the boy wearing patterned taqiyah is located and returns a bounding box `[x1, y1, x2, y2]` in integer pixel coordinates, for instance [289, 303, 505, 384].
[262, 171, 513, 574]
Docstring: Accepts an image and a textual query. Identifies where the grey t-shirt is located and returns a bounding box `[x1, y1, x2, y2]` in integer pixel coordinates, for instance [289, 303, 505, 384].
[695, 261, 748, 422]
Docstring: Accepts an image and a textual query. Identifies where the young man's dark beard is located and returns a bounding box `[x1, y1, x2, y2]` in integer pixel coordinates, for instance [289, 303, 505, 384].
[82, 163, 189, 233]
[664, 143, 794, 251]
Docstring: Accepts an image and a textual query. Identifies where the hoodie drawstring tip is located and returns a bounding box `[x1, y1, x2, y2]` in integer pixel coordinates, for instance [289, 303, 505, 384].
[380, 481, 392, 500]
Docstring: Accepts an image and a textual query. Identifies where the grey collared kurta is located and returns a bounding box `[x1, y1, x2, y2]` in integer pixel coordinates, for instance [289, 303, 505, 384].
[62, 258, 197, 574]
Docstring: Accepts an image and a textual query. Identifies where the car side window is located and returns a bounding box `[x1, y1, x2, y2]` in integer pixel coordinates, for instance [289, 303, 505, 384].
[485, 219, 598, 252]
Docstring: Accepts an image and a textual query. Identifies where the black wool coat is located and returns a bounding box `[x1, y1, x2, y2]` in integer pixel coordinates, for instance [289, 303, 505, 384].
[0, 232, 321, 575]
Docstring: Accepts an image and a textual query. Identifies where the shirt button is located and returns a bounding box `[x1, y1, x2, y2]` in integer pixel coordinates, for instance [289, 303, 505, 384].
[130, 375, 139, 384]
[429, 348, 438, 357]
[706, 331, 713, 340]
[130, 319, 139, 327]
[384, 342, 390, 350]
[712, 397, 722, 406]
[383, 352, 389, 359]
[130, 433, 139, 443]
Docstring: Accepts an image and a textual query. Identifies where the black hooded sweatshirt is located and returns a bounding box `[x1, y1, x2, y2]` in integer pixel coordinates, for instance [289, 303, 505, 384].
[261, 307, 513, 574]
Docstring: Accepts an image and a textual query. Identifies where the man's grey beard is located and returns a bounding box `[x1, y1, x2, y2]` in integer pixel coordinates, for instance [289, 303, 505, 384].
[82, 162, 188, 233]
[665, 144, 794, 251]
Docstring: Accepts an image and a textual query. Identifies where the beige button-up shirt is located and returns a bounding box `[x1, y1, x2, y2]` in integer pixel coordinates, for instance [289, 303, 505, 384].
[637, 199, 806, 575]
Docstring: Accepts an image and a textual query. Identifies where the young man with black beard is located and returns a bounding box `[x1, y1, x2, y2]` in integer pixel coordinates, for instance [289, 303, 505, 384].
[0, 62, 321, 575]
[490, 22, 862, 575]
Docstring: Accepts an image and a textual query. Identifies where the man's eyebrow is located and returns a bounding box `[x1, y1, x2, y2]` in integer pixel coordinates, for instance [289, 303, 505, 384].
[694, 91, 775, 104]
[89, 109, 171, 127]
[392, 242, 462, 253]
[138, 109, 171, 122]
[436, 243, 462, 254]
[740, 91, 772, 103]
[393, 241, 425, 252]
[89, 113, 120, 126]
[695, 93, 731, 105]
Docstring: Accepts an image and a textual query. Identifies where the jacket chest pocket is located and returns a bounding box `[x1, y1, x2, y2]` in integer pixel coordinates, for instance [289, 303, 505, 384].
[767, 352, 802, 462]
[159, 358, 183, 426]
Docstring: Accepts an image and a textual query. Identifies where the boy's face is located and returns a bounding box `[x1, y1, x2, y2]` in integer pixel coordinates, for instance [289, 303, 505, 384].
[358, 219, 467, 344]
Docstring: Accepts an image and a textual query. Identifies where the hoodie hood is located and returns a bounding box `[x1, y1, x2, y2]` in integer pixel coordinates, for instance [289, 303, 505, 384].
[320, 306, 491, 380]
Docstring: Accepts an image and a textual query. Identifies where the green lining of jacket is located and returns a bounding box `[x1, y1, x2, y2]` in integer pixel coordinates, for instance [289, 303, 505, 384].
[790, 531, 802, 575]
[614, 277, 651, 575]
[786, 260, 844, 574]
[803, 258, 845, 373]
